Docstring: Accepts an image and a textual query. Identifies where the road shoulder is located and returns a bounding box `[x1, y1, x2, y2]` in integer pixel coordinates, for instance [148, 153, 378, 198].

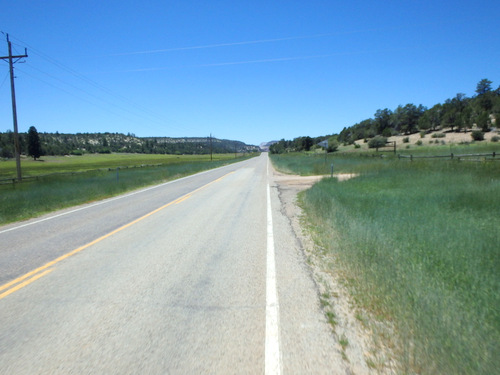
[271, 167, 397, 374]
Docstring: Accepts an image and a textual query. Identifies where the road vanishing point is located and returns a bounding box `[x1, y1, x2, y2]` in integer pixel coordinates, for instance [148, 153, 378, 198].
[0, 153, 343, 374]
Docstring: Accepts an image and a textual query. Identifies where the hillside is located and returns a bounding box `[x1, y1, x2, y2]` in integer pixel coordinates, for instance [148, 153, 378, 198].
[0, 132, 260, 157]
[270, 79, 500, 154]
[344, 128, 500, 152]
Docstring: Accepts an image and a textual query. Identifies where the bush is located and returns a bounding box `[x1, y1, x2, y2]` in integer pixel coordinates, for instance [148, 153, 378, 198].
[420, 131, 426, 138]
[491, 136, 499, 142]
[354, 143, 361, 149]
[416, 140, 423, 146]
[403, 137, 410, 143]
[432, 133, 446, 138]
[327, 138, 340, 152]
[471, 131, 484, 141]
[368, 136, 387, 150]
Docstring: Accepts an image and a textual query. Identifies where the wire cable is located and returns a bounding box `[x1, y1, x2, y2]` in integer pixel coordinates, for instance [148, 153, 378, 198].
[7, 34, 202, 134]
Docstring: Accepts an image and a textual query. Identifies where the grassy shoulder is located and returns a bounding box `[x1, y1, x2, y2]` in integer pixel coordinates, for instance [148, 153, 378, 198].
[0, 153, 257, 225]
[271, 152, 500, 374]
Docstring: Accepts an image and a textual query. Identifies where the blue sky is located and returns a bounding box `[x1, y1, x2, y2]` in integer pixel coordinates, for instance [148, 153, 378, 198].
[1, 1, 499, 146]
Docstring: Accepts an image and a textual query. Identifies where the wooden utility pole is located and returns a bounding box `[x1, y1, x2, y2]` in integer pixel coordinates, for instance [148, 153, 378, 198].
[1, 34, 28, 181]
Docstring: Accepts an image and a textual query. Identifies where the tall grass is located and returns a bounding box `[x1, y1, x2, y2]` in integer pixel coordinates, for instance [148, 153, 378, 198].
[271, 152, 396, 175]
[0, 155, 253, 224]
[272, 153, 500, 373]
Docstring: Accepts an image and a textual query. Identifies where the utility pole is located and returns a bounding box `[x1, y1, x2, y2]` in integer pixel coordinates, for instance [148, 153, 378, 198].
[1, 33, 28, 182]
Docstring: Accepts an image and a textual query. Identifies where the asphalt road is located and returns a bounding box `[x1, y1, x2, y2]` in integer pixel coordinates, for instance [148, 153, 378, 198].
[0, 153, 344, 374]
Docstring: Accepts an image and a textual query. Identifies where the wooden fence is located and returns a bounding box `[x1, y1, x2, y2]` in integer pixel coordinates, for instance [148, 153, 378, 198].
[398, 152, 497, 161]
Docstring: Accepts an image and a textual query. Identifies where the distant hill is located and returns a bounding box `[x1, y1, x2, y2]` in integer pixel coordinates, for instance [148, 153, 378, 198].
[0, 131, 260, 157]
[259, 141, 279, 152]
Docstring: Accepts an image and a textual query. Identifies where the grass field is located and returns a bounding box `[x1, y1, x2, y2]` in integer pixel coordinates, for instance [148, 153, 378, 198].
[0, 153, 242, 179]
[0, 153, 256, 224]
[270, 151, 500, 374]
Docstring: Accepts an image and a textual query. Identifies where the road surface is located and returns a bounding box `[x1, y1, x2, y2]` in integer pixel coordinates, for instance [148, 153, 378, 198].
[0, 153, 345, 374]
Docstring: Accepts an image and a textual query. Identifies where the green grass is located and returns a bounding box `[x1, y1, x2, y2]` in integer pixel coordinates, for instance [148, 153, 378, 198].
[395, 142, 499, 157]
[0, 153, 241, 179]
[270, 152, 398, 176]
[271, 152, 500, 374]
[0, 153, 256, 224]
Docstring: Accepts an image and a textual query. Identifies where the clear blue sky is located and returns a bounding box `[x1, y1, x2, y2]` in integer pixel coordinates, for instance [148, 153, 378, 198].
[1, 1, 499, 146]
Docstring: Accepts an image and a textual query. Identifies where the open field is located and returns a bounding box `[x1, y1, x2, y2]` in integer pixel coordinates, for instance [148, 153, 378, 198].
[270, 152, 500, 374]
[0, 153, 257, 224]
[0, 153, 244, 180]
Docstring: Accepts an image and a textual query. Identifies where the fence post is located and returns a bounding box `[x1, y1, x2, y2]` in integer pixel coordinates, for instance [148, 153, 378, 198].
[451, 153, 454, 159]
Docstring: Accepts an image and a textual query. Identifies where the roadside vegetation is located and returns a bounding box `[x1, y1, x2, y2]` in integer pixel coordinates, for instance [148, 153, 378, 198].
[0, 153, 256, 224]
[270, 78, 500, 155]
[270, 151, 500, 374]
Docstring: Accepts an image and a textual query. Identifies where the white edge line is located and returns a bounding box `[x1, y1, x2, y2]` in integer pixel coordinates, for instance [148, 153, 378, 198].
[0, 160, 250, 235]
[266, 156, 281, 375]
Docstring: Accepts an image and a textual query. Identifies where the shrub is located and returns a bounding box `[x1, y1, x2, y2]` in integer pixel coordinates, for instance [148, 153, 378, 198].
[354, 143, 361, 149]
[403, 137, 410, 143]
[327, 138, 340, 152]
[471, 131, 484, 141]
[432, 133, 446, 138]
[491, 136, 500, 142]
[416, 140, 423, 146]
[368, 136, 387, 150]
[420, 131, 426, 138]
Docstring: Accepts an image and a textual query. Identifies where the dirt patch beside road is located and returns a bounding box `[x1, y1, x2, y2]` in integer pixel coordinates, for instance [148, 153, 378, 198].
[272, 168, 397, 374]
[273, 171, 357, 187]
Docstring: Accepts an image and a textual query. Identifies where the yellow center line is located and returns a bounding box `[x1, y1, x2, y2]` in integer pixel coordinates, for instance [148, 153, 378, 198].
[175, 194, 192, 204]
[0, 171, 234, 299]
[0, 269, 54, 300]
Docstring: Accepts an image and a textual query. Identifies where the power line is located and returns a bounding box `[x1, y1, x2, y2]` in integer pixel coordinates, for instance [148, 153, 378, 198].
[0, 70, 9, 89]
[8, 34, 200, 134]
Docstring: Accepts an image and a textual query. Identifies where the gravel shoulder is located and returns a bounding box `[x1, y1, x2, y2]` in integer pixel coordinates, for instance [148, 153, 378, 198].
[272, 168, 398, 374]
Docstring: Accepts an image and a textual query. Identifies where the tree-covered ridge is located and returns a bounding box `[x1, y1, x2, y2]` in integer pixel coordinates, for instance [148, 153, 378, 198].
[271, 79, 500, 153]
[0, 131, 259, 158]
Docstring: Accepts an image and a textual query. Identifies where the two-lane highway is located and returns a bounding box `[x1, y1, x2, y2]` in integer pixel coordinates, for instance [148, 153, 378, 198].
[0, 153, 345, 374]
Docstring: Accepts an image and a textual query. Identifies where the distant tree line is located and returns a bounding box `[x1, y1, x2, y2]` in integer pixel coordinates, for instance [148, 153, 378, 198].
[0, 131, 259, 158]
[270, 79, 500, 154]
[270, 135, 339, 154]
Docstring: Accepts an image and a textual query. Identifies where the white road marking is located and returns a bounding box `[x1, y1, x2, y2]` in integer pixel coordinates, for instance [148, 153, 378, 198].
[266, 158, 281, 375]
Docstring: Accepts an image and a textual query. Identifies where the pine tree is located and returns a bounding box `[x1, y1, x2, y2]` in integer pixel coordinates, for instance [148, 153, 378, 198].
[27, 126, 42, 160]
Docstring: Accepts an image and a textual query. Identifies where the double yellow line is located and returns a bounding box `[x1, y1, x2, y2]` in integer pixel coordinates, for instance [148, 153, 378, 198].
[0, 172, 233, 300]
